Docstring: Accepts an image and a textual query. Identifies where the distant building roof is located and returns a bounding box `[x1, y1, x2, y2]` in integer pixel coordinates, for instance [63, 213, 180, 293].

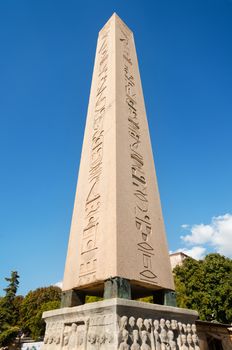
[169, 251, 191, 270]
[169, 251, 189, 258]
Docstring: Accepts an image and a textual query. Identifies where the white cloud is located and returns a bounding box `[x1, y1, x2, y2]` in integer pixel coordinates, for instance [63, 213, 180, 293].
[210, 214, 232, 256]
[181, 224, 214, 244]
[181, 224, 189, 229]
[180, 213, 232, 258]
[178, 246, 207, 260]
[54, 281, 63, 289]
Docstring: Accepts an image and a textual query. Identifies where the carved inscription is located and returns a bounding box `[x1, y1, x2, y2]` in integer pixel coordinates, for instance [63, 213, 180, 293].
[78, 27, 109, 285]
[119, 25, 157, 284]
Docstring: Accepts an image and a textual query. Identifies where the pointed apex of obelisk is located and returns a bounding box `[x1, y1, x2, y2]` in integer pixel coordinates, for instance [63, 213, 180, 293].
[110, 12, 123, 21]
[111, 12, 118, 18]
[101, 12, 133, 35]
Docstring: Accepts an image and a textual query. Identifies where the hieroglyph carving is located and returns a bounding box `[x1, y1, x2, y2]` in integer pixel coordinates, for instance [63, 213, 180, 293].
[119, 23, 157, 284]
[118, 316, 201, 350]
[78, 26, 110, 286]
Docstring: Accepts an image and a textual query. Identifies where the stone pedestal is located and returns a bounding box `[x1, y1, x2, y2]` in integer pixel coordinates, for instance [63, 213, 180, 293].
[42, 299, 201, 350]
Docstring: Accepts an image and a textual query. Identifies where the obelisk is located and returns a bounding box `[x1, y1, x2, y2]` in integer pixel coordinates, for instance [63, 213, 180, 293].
[42, 14, 202, 350]
[61, 13, 174, 303]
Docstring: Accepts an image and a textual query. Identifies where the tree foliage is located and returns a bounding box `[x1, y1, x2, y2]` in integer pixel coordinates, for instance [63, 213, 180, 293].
[0, 326, 20, 347]
[0, 271, 22, 347]
[174, 253, 232, 323]
[20, 286, 61, 339]
[0, 271, 21, 331]
[0, 272, 61, 345]
[4, 271, 20, 301]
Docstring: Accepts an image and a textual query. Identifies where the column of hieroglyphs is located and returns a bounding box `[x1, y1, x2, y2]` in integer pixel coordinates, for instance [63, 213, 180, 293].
[62, 16, 116, 291]
[114, 14, 174, 290]
[115, 18, 160, 285]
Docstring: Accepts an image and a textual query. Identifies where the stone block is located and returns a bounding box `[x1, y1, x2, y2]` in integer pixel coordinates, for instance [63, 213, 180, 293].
[42, 299, 201, 350]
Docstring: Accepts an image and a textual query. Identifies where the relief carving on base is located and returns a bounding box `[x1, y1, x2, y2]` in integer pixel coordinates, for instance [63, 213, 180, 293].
[43, 314, 115, 350]
[43, 315, 200, 350]
[118, 316, 200, 350]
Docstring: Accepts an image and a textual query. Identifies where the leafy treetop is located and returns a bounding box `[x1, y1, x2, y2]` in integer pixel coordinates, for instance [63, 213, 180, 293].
[174, 253, 232, 324]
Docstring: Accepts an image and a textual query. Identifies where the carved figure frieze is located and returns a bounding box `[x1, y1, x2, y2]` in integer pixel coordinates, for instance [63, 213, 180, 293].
[43, 314, 200, 350]
[131, 330, 140, 350]
[119, 329, 130, 350]
[118, 316, 200, 350]
[43, 313, 116, 350]
[140, 331, 150, 350]
[42, 321, 64, 350]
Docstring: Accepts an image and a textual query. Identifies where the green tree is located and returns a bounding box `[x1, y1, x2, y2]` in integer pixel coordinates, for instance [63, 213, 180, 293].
[20, 286, 61, 339]
[0, 271, 21, 330]
[0, 326, 20, 347]
[174, 253, 232, 323]
[4, 271, 20, 301]
[0, 271, 22, 347]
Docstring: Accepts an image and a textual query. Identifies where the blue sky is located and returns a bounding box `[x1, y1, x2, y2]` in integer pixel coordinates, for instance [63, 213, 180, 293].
[0, 0, 232, 296]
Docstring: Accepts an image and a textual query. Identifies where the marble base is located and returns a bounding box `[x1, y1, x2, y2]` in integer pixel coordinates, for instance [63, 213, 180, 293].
[42, 298, 201, 350]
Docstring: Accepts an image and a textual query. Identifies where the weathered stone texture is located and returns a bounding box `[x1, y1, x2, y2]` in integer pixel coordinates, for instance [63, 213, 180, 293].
[62, 13, 174, 294]
[43, 299, 200, 350]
